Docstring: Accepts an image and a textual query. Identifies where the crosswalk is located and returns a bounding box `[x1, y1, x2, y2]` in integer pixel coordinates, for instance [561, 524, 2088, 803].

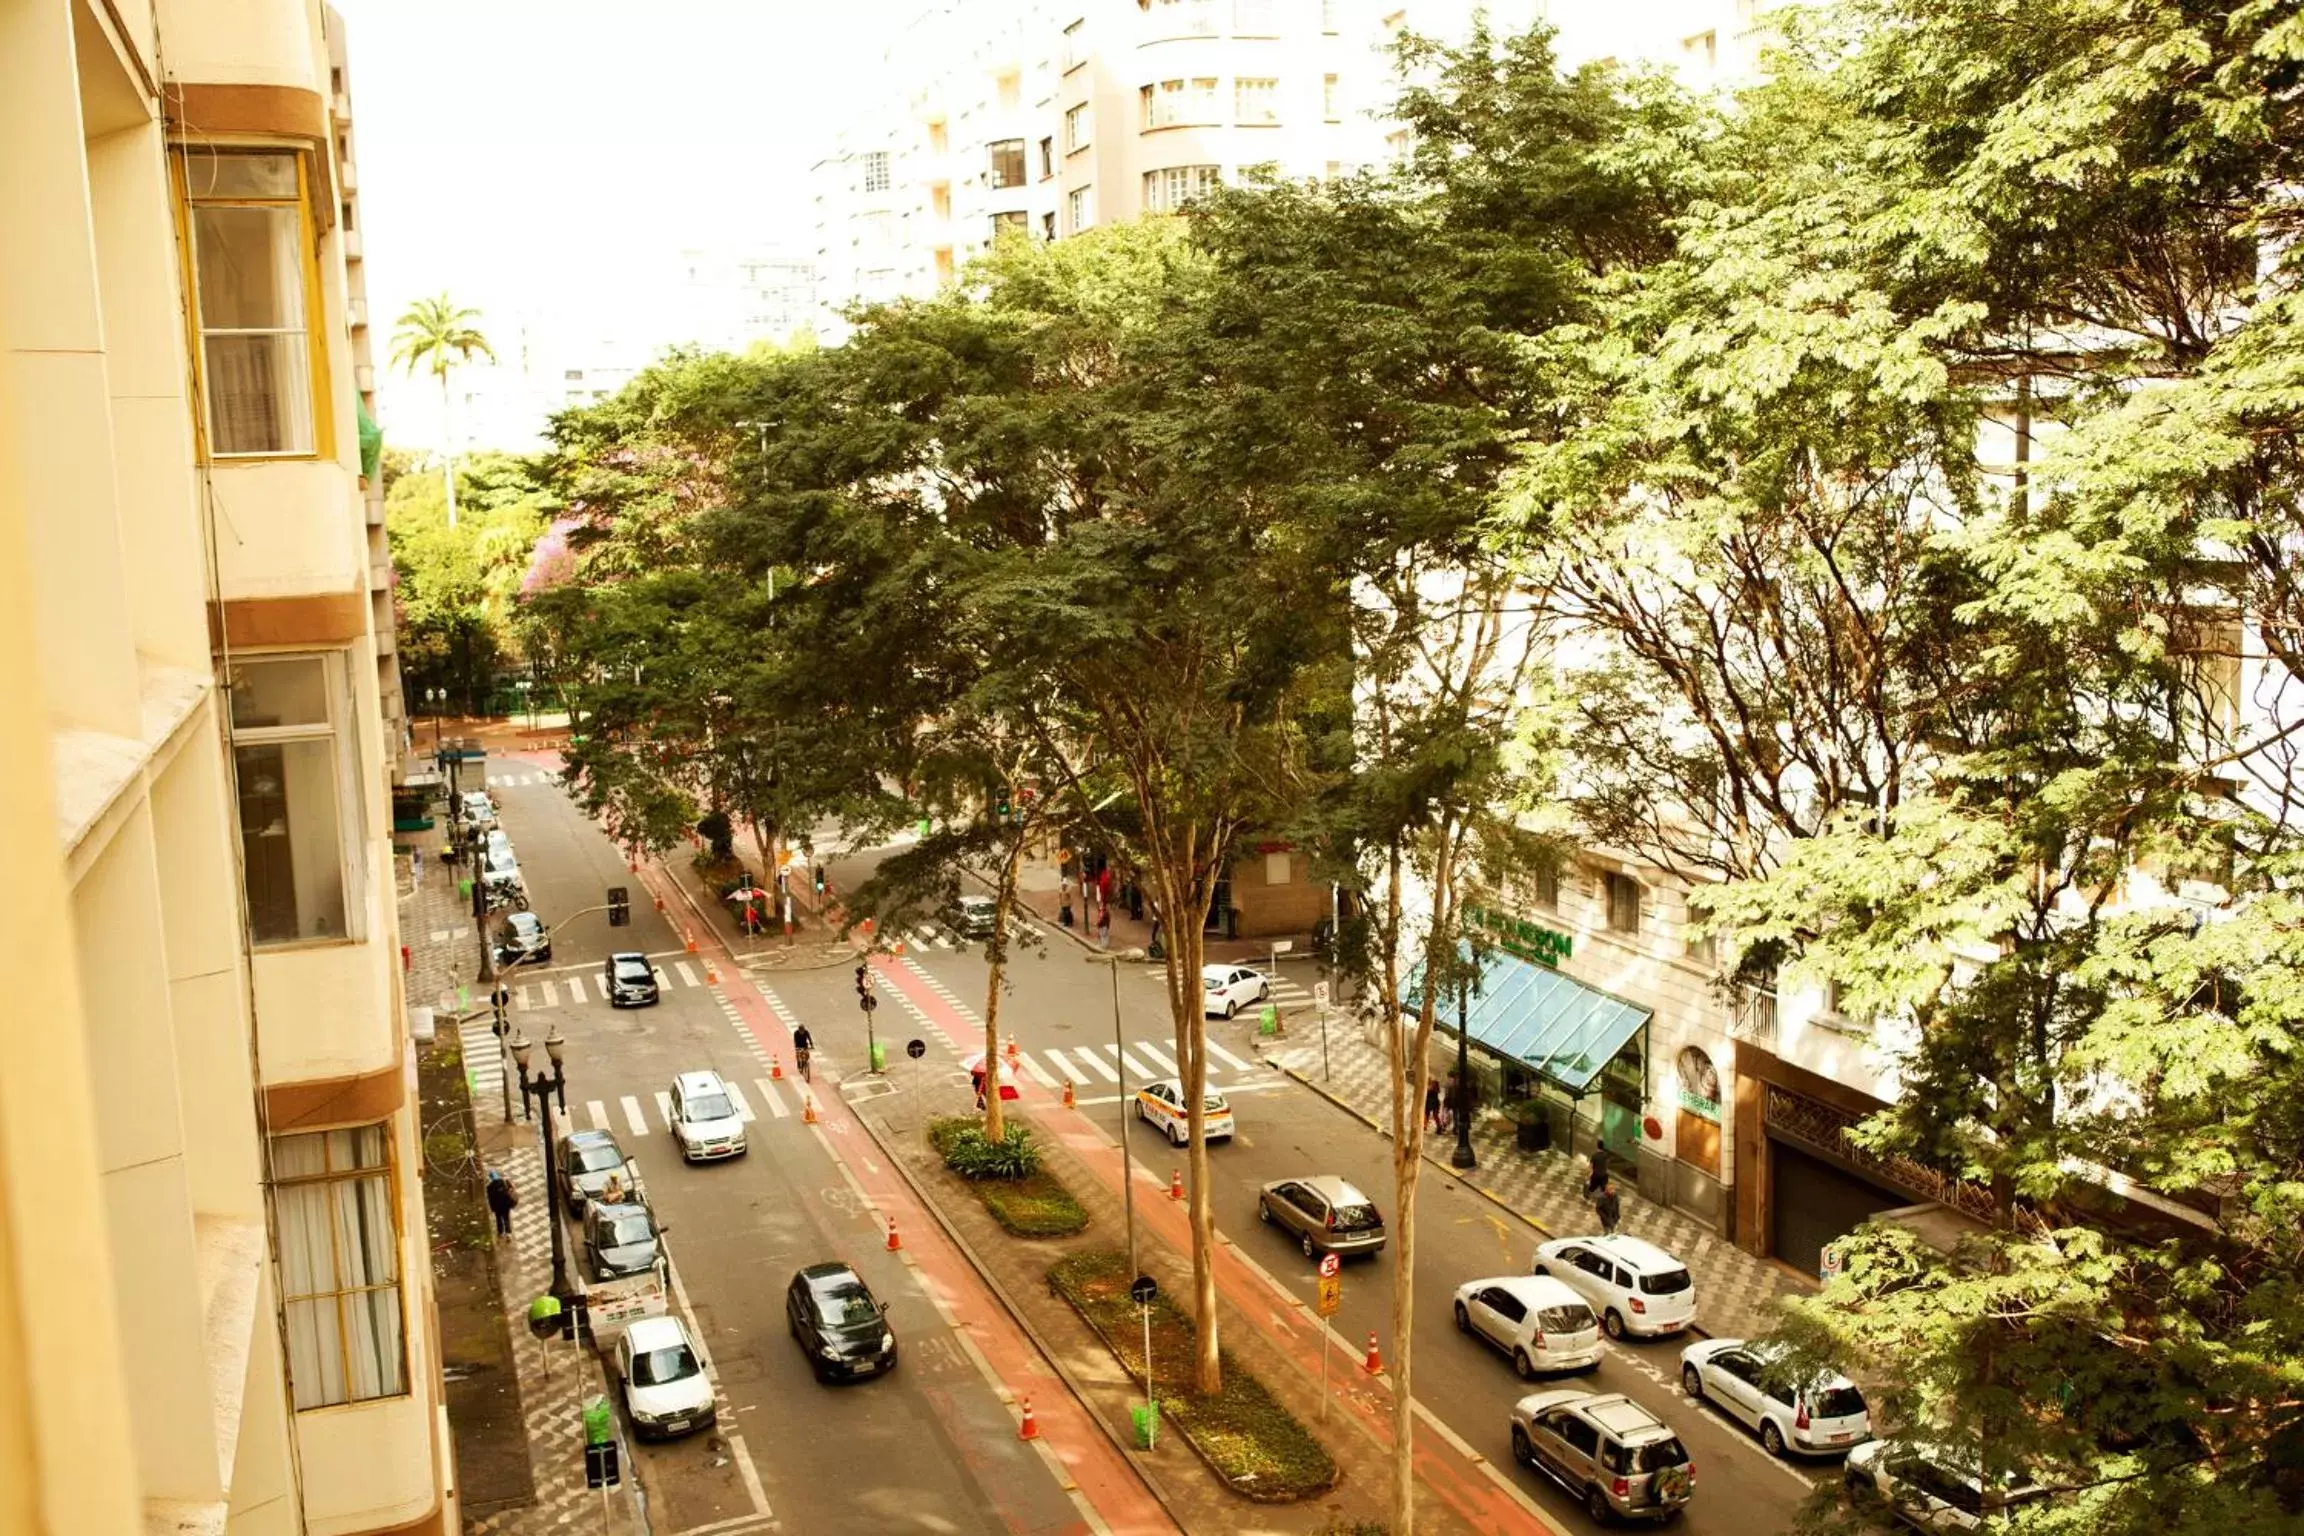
[566, 1072, 810, 1143]
[486, 771, 557, 789]
[451, 954, 716, 1015]
[1149, 966, 1320, 1013]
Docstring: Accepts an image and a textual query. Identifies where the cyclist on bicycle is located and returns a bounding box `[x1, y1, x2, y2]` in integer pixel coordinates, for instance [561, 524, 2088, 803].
[791, 1023, 814, 1081]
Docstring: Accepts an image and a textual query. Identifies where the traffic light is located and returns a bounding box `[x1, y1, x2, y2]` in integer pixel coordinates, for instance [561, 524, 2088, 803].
[608, 886, 630, 926]
[491, 984, 510, 1025]
[854, 962, 870, 996]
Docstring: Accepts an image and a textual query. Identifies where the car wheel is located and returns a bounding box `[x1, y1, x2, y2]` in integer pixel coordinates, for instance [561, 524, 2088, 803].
[1513, 1347, 1536, 1380]
[1454, 1302, 1471, 1334]
[1301, 1232, 1318, 1260]
[1258, 981, 1270, 1002]
[1761, 1420, 1787, 1458]
[1603, 1309, 1628, 1340]
[1258, 1198, 1272, 1224]
[1844, 1468, 1875, 1504]
[1682, 1364, 1705, 1400]
[1585, 1485, 1616, 1524]
[1170, 1121, 1187, 1148]
[1530, 1261, 1550, 1277]
[1223, 999, 1237, 1020]
[1511, 1426, 1534, 1467]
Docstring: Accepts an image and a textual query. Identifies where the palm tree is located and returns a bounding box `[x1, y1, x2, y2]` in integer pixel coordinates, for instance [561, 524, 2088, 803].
[390, 295, 495, 528]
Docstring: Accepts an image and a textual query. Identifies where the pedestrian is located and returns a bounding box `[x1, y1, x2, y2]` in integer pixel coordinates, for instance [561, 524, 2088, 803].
[1127, 882, 1144, 922]
[411, 846, 424, 887]
[1059, 873, 1075, 928]
[1439, 1071, 1459, 1133]
[1423, 1077, 1441, 1133]
[1595, 1178, 1622, 1235]
[1097, 904, 1112, 949]
[484, 1170, 517, 1236]
[1585, 1146, 1610, 1200]
[971, 1064, 987, 1111]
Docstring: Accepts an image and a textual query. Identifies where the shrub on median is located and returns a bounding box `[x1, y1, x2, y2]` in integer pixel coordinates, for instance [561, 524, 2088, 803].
[1048, 1250, 1338, 1502]
[928, 1116, 1089, 1237]
[930, 1116, 1041, 1179]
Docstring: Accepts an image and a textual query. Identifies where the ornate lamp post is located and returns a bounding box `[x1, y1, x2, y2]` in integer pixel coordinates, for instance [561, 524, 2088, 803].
[512, 1026, 573, 1301]
[1452, 976, 1477, 1170]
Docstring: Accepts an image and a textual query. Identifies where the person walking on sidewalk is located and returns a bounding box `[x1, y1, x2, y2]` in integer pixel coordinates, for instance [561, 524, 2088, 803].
[485, 1169, 517, 1236]
[1423, 1077, 1442, 1133]
[410, 846, 423, 888]
[1585, 1146, 1610, 1200]
[1096, 903, 1111, 949]
[1595, 1178, 1622, 1236]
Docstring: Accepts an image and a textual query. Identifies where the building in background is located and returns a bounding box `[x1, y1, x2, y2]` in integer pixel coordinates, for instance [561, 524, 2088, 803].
[0, 2, 453, 1532]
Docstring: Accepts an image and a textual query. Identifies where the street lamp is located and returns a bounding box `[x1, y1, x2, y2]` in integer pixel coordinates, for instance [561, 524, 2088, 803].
[512, 1025, 574, 1302]
[1452, 976, 1477, 1170]
[1085, 948, 1149, 1282]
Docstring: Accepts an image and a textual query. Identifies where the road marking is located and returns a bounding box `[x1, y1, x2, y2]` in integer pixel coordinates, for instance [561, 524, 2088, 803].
[1108, 1043, 1156, 1081]
[1016, 1051, 1060, 1089]
[725, 1080, 756, 1122]
[660, 1244, 774, 1525]
[1136, 1040, 1179, 1074]
[622, 1095, 650, 1137]
[675, 960, 701, 988]
[652, 965, 671, 986]
[654, 1090, 675, 1131]
[1056, 1046, 1117, 1084]
[1207, 1037, 1254, 1072]
[587, 1099, 610, 1130]
[540, 979, 560, 1008]
[755, 1078, 789, 1119]
[516, 984, 534, 1012]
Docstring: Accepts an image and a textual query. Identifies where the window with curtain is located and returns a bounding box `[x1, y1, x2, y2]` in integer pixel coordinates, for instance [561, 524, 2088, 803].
[1234, 77, 1280, 125]
[1143, 165, 1221, 213]
[229, 654, 355, 944]
[186, 150, 316, 456]
[272, 1124, 405, 1409]
[988, 139, 1027, 189]
[1067, 184, 1096, 233]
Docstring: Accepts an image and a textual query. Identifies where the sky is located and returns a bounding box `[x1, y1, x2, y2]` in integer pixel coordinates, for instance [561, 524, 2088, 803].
[335, 0, 899, 443]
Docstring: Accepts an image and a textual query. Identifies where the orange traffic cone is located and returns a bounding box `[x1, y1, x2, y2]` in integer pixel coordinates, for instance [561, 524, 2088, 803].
[1363, 1331, 1383, 1374]
[653, 892, 665, 912]
[705, 962, 720, 985]
[1004, 1039, 1020, 1064]
[1062, 1079, 1075, 1109]
[770, 1054, 783, 1081]
[803, 1095, 819, 1125]
[684, 925, 697, 954]
[1018, 1396, 1039, 1441]
[1169, 1169, 1184, 1201]
[886, 1216, 902, 1252]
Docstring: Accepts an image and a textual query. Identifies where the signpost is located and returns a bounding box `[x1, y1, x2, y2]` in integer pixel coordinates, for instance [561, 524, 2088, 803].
[905, 1038, 926, 1130]
[1130, 1273, 1159, 1449]
[1315, 1255, 1341, 1421]
[1313, 980, 1332, 1081]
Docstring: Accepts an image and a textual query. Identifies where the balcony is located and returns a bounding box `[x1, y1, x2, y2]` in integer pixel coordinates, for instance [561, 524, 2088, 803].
[1732, 982, 1778, 1047]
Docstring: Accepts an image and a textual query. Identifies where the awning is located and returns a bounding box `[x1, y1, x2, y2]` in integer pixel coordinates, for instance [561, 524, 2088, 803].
[1407, 948, 1652, 1095]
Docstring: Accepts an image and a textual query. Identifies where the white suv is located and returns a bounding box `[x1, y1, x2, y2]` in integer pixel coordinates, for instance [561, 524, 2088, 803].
[668, 1070, 747, 1162]
[1532, 1234, 1697, 1339]
[1680, 1337, 1870, 1457]
[616, 1314, 717, 1440]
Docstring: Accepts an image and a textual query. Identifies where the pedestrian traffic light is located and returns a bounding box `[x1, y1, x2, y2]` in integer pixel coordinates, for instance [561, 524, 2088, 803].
[854, 962, 870, 996]
[491, 984, 510, 1024]
[607, 886, 630, 926]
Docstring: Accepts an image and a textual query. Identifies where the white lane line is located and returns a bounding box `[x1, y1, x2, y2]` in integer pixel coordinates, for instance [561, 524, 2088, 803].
[1136, 1040, 1179, 1074]
[1016, 1051, 1060, 1089]
[1109, 1043, 1156, 1081]
[540, 979, 560, 1008]
[652, 965, 671, 986]
[755, 1078, 789, 1119]
[516, 983, 534, 1012]
[621, 1095, 649, 1138]
[675, 960, 701, 988]
[725, 1080, 756, 1122]
[660, 1245, 774, 1524]
[1207, 1037, 1254, 1072]
[1058, 1046, 1118, 1084]
[653, 1090, 675, 1131]
[587, 1099, 610, 1131]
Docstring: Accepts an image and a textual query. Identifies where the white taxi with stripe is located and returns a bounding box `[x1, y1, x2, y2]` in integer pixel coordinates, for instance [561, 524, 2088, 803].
[1135, 1077, 1235, 1145]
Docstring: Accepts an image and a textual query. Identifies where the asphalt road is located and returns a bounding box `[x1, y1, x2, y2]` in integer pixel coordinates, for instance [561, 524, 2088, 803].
[766, 838, 1827, 1536]
[476, 764, 1093, 1536]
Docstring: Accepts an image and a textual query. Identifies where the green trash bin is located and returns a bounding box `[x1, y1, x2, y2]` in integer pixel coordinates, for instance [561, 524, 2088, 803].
[869, 1040, 887, 1074]
[1132, 1400, 1159, 1450]
[1258, 1003, 1279, 1038]
[582, 1396, 613, 1447]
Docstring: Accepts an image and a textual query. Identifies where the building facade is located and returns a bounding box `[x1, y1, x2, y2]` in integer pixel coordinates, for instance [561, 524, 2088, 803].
[0, 2, 452, 1532]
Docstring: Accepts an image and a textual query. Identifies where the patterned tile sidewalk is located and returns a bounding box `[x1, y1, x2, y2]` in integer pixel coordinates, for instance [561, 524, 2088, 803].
[1259, 1019, 1808, 1341]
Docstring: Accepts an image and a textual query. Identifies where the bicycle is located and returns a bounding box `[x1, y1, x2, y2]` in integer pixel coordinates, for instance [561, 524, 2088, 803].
[795, 1047, 812, 1082]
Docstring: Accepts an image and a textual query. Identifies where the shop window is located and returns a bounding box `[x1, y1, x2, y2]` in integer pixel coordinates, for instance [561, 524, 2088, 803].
[272, 1124, 406, 1408]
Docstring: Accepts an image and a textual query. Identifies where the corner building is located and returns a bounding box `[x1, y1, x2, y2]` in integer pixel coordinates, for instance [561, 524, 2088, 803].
[0, 2, 450, 1533]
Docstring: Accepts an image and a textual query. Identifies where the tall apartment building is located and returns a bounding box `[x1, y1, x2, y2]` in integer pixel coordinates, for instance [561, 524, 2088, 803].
[0, 3, 452, 1534]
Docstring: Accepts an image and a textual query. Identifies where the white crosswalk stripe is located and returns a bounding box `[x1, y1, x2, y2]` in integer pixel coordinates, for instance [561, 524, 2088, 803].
[653, 1090, 675, 1130]
[516, 983, 534, 1012]
[1055, 1045, 1117, 1083]
[651, 965, 670, 986]
[674, 961, 701, 988]
[1109, 1043, 1156, 1081]
[1207, 1037, 1253, 1073]
[1136, 1040, 1179, 1075]
[724, 1080, 756, 1122]
[540, 979, 560, 1008]
[1017, 1051, 1060, 1089]
[621, 1096, 649, 1137]
[754, 1077, 790, 1119]
[587, 1100, 610, 1130]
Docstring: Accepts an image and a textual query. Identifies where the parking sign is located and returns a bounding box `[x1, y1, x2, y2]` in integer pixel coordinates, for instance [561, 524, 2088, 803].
[1319, 1252, 1339, 1279]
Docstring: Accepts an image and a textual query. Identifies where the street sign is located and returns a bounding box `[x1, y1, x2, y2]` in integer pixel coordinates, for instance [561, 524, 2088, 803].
[859, 993, 878, 1014]
[1319, 1252, 1339, 1279]
[906, 1038, 927, 1060]
[1820, 1242, 1845, 1280]
[584, 1441, 620, 1489]
[1272, 940, 1294, 955]
[1316, 1276, 1342, 1317]
[1313, 981, 1330, 1007]
[1129, 1274, 1158, 1307]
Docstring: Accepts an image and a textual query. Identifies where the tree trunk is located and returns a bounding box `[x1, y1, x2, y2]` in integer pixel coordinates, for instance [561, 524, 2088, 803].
[440, 370, 459, 530]
[981, 835, 1024, 1141]
[1174, 896, 1220, 1395]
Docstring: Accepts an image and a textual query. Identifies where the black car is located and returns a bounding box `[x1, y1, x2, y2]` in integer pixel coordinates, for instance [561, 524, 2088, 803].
[605, 951, 659, 1008]
[492, 910, 552, 967]
[786, 1262, 896, 1381]
[582, 1199, 664, 1282]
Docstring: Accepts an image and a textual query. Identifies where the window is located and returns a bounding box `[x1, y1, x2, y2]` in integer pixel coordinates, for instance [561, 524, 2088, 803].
[989, 138, 1026, 189]
[1235, 76, 1279, 125]
[1041, 210, 1057, 240]
[1323, 0, 1341, 30]
[186, 150, 318, 456]
[1233, 0, 1277, 32]
[989, 210, 1030, 240]
[1381, 7, 1406, 33]
[1062, 18, 1085, 70]
[1532, 863, 1560, 908]
[1141, 78, 1219, 128]
[230, 655, 356, 945]
[1604, 871, 1642, 935]
[860, 151, 890, 193]
[1064, 103, 1091, 151]
[1325, 74, 1340, 120]
[1067, 184, 1095, 232]
[1682, 29, 1718, 70]
[927, 121, 948, 155]
[1385, 127, 1412, 160]
[1263, 849, 1291, 885]
[996, 71, 1021, 110]
[1144, 164, 1221, 212]
[1038, 136, 1055, 179]
[272, 1124, 405, 1409]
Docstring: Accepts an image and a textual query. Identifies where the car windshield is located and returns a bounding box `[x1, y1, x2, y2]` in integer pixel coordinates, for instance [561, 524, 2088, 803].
[812, 1283, 880, 1328]
[1604, 1437, 1691, 1474]
[1537, 1304, 1596, 1333]
[1813, 1385, 1867, 1419]
[685, 1094, 733, 1122]
[630, 1344, 698, 1386]
[570, 1144, 623, 1174]
[601, 1214, 655, 1246]
[510, 915, 540, 936]
[1331, 1202, 1382, 1232]
[1201, 1095, 1229, 1113]
[1638, 1267, 1693, 1295]
[615, 963, 650, 981]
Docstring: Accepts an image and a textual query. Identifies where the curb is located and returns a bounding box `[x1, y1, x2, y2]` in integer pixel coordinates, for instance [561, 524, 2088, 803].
[851, 1107, 1193, 1535]
[1262, 1056, 1721, 1342]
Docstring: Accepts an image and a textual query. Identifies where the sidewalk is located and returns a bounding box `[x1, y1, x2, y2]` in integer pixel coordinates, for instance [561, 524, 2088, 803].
[1260, 1022, 1807, 1342]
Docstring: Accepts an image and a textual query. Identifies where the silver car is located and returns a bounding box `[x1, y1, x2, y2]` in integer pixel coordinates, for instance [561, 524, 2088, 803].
[1511, 1388, 1694, 1525]
[1256, 1175, 1386, 1260]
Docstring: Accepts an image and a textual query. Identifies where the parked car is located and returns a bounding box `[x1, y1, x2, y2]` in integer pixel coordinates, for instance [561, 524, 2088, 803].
[1680, 1337, 1871, 1457]
[492, 910, 552, 967]
[1843, 1439, 2047, 1531]
[1135, 1078, 1235, 1145]
[786, 1262, 897, 1381]
[616, 1314, 716, 1440]
[605, 952, 659, 1008]
[668, 1070, 747, 1162]
[953, 894, 998, 938]
[1454, 1275, 1604, 1377]
[557, 1128, 638, 1216]
[484, 828, 514, 861]
[481, 846, 523, 896]
[1510, 1388, 1695, 1525]
[582, 1198, 663, 1282]
[1533, 1234, 1697, 1340]
[1201, 963, 1270, 1019]
[1256, 1175, 1387, 1260]
[458, 790, 498, 831]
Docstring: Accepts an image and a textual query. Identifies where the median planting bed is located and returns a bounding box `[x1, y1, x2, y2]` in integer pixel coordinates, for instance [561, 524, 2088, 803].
[928, 1115, 1090, 1237]
[1048, 1249, 1338, 1503]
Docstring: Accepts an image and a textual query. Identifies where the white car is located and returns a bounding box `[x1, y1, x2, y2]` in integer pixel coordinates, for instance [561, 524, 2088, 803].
[485, 828, 514, 862]
[1532, 1234, 1697, 1339]
[459, 790, 498, 830]
[1135, 1078, 1234, 1144]
[1680, 1337, 1870, 1457]
[616, 1314, 716, 1440]
[480, 847, 523, 895]
[668, 1070, 747, 1162]
[1454, 1275, 1603, 1377]
[1844, 1439, 2048, 1530]
[1200, 964, 1270, 1019]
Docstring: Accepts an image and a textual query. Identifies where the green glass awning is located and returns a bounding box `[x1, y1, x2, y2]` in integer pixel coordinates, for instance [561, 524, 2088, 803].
[1407, 947, 1652, 1095]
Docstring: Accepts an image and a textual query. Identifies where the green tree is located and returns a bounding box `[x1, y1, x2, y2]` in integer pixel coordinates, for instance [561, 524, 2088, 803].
[388, 452, 548, 718]
[391, 294, 495, 529]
